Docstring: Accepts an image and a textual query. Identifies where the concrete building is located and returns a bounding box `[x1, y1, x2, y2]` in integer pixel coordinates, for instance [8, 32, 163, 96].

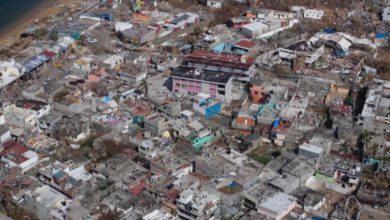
[192, 93, 221, 118]
[181, 49, 255, 80]
[3, 103, 42, 132]
[0, 141, 39, 172]
[291, 187, 326, 213]
[269, 173, 300, 193]
[143, 209, 177, 220]
[207, 0, 223, 8]
[241, 19, 298, 39]
[257, 192, 296, 220]
[15, 99, 51, 119]
[164, 12, 199, 30]
[101, 189, 138, 216]
[176, 183, 220, 220]
[23, 185, 71, 220]
[38, 111, 62, 135]
[304, 9, 324, 20]
[299, 143, 325, 159]
[383, 7, 390, 22]
[369, 0, 390, 9]
[53, 114, 90, 142]
[102, 54, 125, 70]
[232, 110, 257, 131]
[310, 155, 362, 195]
[171, 67, 234, 103]
[115, 21, 133, 32]
[144, 113, 170, 136]
[119, 25, 156, 45]
[0, 60, 22, 91]
[0, 113, 11, 144]
[241, 21, 277, 39]
[37, 160, 91, 197]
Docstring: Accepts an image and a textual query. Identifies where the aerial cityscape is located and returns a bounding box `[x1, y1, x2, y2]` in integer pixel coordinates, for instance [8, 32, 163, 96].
[0, 0, 389, 219]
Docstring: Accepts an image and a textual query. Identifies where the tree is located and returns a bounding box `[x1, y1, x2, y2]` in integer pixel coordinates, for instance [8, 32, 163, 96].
[344, 96, 353, 106]
[33, 28, 48, 40]
[49, 31, 59, 41]
[211, 0, 247, 25]
[371, 143, 379, 158]
[193, 27, 203, 37]
[197, 0, 207, 5]
[360, 130, 370, 152]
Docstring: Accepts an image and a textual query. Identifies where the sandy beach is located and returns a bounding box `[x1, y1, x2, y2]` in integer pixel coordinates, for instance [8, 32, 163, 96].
[0, 0, 74, 41]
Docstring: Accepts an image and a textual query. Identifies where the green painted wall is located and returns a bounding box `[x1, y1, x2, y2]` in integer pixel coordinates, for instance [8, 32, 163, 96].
[192, 135, 213, 149]
[315, 172, 335, 185]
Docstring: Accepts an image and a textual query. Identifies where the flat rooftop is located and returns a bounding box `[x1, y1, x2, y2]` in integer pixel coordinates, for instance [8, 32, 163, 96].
[259, 192, 296, 214]
[183, 49, 254, 70]
[172, 66, 233, 84]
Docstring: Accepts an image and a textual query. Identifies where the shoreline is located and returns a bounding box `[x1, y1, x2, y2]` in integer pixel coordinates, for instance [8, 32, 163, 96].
[0, 0, 71, 41]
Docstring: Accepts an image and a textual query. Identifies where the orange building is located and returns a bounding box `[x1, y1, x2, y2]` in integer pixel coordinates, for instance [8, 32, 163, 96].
[249, 81, 266, 104]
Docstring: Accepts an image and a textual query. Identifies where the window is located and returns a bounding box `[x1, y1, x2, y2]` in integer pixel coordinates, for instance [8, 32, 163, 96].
[175, 83, 180, 87]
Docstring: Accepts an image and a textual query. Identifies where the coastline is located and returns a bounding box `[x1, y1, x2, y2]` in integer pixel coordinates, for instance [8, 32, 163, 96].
[0, 0, 72, 41]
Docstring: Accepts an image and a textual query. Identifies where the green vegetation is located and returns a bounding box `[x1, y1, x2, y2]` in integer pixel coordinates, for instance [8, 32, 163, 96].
[344, 96, 353, 106]
[249, 153, 272, 165]
[33, 28, 48, 40]
[80, 137, 95, 149]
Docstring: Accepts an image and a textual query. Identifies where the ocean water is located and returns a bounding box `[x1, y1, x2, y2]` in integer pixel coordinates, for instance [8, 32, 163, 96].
[0, 0, 43, 31]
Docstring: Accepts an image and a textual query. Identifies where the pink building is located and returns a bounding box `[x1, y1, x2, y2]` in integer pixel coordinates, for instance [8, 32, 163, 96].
[171, 67, 234, 103]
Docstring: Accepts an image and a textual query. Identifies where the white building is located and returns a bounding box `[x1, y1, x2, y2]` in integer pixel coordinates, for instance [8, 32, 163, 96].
[304, 9, 324, 20]
[74, 57, 94, 72]
[241, 19, 299, 39]
[207, 0, 223, 8]
[23, 185, 73, 220]
[0, 60, 22, 90]
[0, 113, 11, 143]
[115, 22, 133, 32]
[103, 54, 125, 70]
[0, 141, 39, 172]
[15, 100, 51, 119]
[241, 21, 270, 38]
[257, 192, 297, 220]
[165, 13, 199, 30]
[299, 143, 325, 159]
[176, 183, 220, 220]
[142, 209, 177, 220]
[3, 104, 38, 130]
[383, 7, 390, 22]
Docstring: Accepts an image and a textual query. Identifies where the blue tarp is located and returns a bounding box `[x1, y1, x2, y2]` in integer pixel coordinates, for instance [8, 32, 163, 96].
[205, 103, 221, 118]
[23, 53, 51, 73]
[228, 181, 242, 188]
[311, 217, 326, 220]
[375, 32, 388, 38]
[212, 43, 225, 53]
[81, 12, 113, 21]
[101, 96, 112, 103]
[272, 119, 280, 128]
[335, 49, 346, 58]
[323, 28, 336, 34]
